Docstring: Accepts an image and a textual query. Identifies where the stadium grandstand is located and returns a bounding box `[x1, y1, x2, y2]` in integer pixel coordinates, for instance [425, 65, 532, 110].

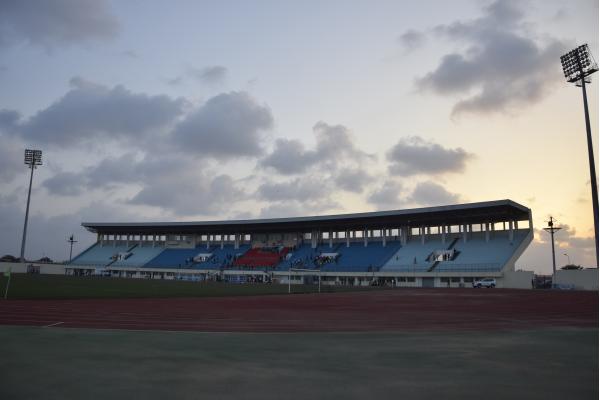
[67, 199, 534, 288]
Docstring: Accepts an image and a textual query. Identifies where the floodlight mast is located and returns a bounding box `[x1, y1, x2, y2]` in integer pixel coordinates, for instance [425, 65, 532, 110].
[560, 44, 599, 267]
[20, 149, 42, 262]
[543, 216, 561, 285]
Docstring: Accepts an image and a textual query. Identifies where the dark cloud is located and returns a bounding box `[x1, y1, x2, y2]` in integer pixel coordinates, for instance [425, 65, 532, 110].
[333, 169, 373, 193]
[13, 78, 187, 147]
[0, 0, 119, 49]
[398, 29, 426, 52]
[259, 138, 316, 175]
[130, 173, 244, 216]
[260, 121, 374, 175]
[387, 136, 473, 176]
[173, 91, 273, 158]
[41, 153, 246, 216]
[414, 0, 568, 116]
[408, 181, 461, 206]
[367, 180, 404, 209]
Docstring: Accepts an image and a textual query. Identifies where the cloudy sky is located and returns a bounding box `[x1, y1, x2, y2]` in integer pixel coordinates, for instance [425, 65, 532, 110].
[0, 0, 597, 272]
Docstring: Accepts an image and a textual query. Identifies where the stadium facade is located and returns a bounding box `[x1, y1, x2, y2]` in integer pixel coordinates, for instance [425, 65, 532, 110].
[67, 199, 534, 288]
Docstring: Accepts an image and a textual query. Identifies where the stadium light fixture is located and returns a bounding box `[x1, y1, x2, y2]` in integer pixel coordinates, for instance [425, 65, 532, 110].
[560, 44, 599, 267]
[67, 234, 78, 263]
[20, 149, 43, 262]
[563, 253, 570, 266]
[543, 216, 561, 286]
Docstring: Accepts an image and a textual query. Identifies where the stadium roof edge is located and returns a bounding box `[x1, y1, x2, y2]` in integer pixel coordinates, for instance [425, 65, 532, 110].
[82, 200, 531, 235]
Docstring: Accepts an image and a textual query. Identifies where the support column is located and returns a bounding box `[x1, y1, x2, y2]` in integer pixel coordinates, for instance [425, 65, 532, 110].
[113, 235, 117, 248]
[364, 228, 368, 247]
[463, 224, 468, 243]
[346, 230, 350, 248]
[441, 225, 446, 245]
[485, 223, 490, 242]
[382, 228, 386, 247]
[221, 234, 225, 249]
[152, 234, 156, 248]
[311, 230, 318, 249]
[234, 233, 240, 250]
[329, 230, 333, 248]
[420, 226, 425, 245]
[207, 234, 211, 249]
[509, 220, 514, 242]
[139, 234, 142, 247]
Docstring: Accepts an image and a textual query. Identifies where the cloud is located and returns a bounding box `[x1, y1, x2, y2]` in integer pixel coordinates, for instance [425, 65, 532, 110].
[12, 78, 187, 147]
[387, 136, 473, 176]
[0, 195, 141, 262]
[414, 0, 568, 116]
[259, 138, 316, 175]
[367, 180, 461, 209]
[257, 177, 329, 202]
[40, 153, 246, 216]
[398, 29, 426, 52]
[130, 173, 245, 216]
[173, 91, 273, 158]
[408, 181, 461, 206]
[189, 65, 228, 85]
[334, 169, 373, 193]
[0, 0, 119, 49]
[260, 121, 374, 175]
[0, 134, 25, 183]
[367, 180, 404, 209]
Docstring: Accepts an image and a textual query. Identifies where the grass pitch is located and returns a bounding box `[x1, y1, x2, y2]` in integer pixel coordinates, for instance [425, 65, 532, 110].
[0, 273, 374, 300]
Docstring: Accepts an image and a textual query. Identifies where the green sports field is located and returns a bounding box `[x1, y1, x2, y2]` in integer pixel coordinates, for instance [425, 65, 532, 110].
[0, 273, 373, 300]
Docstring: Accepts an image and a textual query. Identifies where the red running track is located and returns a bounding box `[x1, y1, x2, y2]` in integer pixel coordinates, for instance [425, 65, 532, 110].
[0, 289, 596, 332]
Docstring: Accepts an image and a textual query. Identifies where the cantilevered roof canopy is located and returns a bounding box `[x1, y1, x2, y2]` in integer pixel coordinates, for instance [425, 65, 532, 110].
[82, 200, 531, 235]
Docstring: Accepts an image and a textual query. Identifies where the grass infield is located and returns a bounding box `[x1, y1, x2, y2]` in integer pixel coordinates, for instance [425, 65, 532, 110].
[0, 273, 378, 300]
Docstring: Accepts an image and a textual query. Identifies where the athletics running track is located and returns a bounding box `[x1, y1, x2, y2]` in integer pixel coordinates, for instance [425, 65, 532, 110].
[0, 289, 596, 332]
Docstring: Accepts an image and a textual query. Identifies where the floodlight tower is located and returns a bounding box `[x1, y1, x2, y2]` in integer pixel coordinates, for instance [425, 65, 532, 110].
[543, 216, 562, 285]
[560, 44, 599, 267]
[20, 149, 42, 262]
[67, 234, 78, 263]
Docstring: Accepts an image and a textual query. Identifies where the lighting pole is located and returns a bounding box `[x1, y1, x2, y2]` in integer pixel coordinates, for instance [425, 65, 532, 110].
[563, 253, 571, 266]
[20, 149, 42, 262]
[560, 44, 599, 267]
[67, 234, 78, 263]
[543, 216, 562, 286]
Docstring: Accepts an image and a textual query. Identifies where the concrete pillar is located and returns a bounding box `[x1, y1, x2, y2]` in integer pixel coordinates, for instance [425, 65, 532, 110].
[152, 234, 156, 248]
[346, 230, 350, 248]
[234, 233, 240, 250]
[463, 224, 468, 243]
[364, 228, 368, 247]
[420, 226, 425, 245]
[311, 230, 318, 249]
[207, 234, 211, 249]
[139, 234, 142, 247]
[382, 228, 386, 247]
[113, 235, 117, 248]
[485, 223, 490, 242]
[329, 230, 333, 248]
[509, 220, 514, 242]
[441, 225, 446, 245]
[221, 234, 224, 249]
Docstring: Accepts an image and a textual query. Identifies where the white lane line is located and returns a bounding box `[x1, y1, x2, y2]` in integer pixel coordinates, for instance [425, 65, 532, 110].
[43, 321, 64, 328]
